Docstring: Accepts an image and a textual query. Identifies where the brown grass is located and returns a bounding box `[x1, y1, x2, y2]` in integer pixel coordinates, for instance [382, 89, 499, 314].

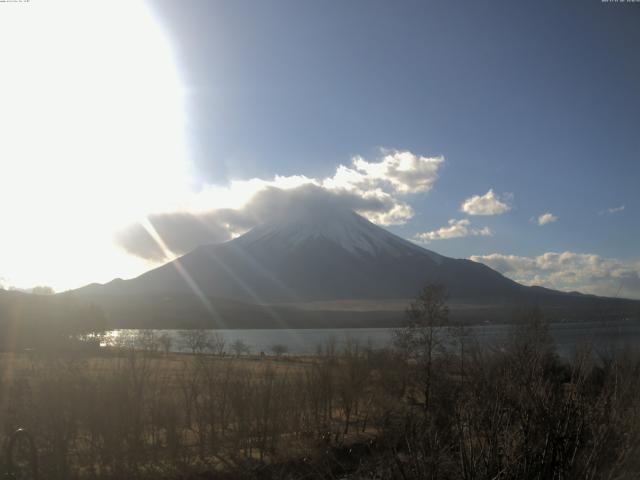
[2, 315, 640, 480]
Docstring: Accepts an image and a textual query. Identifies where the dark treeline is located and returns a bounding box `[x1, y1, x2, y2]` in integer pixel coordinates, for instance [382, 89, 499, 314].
[0, 290, 106, 351]
[1, 286, 640, 478]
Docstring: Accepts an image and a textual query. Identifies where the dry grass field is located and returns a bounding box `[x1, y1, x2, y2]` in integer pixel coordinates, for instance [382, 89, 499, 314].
[3, 307, 640, 479]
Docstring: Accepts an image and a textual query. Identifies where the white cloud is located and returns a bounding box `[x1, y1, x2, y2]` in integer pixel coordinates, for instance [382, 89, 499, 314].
[599, 205, 625, 215]
[185, 149, 439, 228]
[414, 219, 493, 242]
[470, 252, 640, 300]
[461, 189, 512, 216]
[324, 150, 444, 195]
[537, 212, 558, 225]
[116, 150, 443, 260]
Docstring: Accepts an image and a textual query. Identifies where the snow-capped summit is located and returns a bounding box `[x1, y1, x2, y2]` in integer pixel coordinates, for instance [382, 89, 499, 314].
[233, 207, 442, 262]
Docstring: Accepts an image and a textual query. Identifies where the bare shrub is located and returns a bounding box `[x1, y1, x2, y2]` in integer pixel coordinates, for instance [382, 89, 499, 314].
[208, 332, 226, 356]
[270, 344, 288, 357]
[230, 338, 250, 357]
[180, 329, 211, 355]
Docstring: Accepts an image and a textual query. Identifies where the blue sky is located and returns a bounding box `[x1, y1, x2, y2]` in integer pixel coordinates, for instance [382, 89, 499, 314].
[0, 0, 638, 297]
[149, 0, 639, 257]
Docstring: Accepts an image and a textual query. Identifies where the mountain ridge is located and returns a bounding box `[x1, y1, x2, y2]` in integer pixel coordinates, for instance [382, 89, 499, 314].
[73, 204, 640, 327]
[79, 209, 524, 303]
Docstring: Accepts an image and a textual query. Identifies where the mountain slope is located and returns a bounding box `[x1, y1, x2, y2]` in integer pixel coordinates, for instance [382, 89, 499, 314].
[74, 201, 640, 329]
[81, 207, 529, 304]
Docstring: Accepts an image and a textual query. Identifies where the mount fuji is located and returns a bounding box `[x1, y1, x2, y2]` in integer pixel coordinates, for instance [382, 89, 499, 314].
[75, 199, 639, 328]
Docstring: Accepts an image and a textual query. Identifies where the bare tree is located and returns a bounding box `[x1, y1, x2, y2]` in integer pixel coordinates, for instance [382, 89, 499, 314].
[270, 344, 288, 357]
[158, 333, 172, 355]
[180, 329, 211, 355]
[230, 338, 250, 357]
[31, 285, 55, 295]
[138, 330, 158, 355]
[336, 339, 371, 434]
[208, 331, 226, 356]
[398, 283, 449, 411]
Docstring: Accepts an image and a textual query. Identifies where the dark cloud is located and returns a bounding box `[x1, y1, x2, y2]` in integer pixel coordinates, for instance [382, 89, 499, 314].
[244, 185, 398, 223]
[115, 184, 403, 261]
[115, 208, 252, 261]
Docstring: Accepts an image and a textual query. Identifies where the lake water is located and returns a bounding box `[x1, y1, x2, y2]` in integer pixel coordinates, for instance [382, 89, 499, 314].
[105, 318, 640, 357]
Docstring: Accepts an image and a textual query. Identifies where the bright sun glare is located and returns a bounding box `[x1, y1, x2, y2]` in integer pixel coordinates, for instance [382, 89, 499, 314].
[0, 1, 191, 291]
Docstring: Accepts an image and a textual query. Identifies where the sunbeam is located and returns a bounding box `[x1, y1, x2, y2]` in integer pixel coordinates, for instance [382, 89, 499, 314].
[141, 219, 223, 326]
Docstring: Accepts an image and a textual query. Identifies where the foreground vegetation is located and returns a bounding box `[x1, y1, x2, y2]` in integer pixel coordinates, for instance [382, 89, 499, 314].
[1, 289, 640, 479]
